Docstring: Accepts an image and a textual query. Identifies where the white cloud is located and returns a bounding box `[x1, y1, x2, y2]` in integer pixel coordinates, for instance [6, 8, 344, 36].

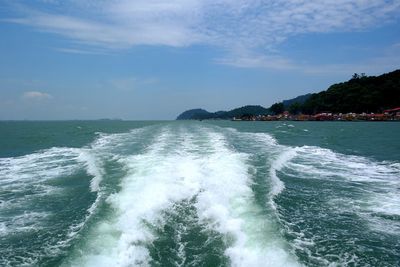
[5, 0, 400, 68]
[54, 47, 110, 55]
[221, 40, 400, 74]
[22, 91, 52, 100]
[216, 51, 296, 70]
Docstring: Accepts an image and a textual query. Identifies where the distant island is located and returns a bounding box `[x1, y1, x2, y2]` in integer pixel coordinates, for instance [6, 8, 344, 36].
[177, 69, 400, 121]
[176, 106, 271, 120]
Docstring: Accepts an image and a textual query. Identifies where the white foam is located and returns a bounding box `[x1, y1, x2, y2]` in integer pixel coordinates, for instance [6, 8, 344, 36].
[225, 130, 294, 206]
[0, 135, 123, 258]
[287, 146, 400, 189]
[235, 131, 278, 147]
[58, 130, 147, 248]
[66, 126, 299, 267]
[0, 222, 7, 236]
[77, 150, 104, 192]
[224, 129, 400, 265]
[194, 132, 299, 267]
[0, 147, 85, 238]
[0, 147, 81, 185]
[276, 145, 400, 240]
[368, 191, 400, 216]
[0, 127, 162, 266]
[269, 148, 298, 198]
[66, 130, 191, 266]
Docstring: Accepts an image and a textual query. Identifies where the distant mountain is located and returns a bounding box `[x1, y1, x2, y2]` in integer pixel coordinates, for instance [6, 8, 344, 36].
[176, 105, 270, 120]
[224, 105, 270, 118]
[282, 93, 312, 108]
[176, 109, 213, 120]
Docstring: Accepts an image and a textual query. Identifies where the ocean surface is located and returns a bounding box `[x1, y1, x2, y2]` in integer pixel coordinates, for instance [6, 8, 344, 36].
[0, 121, 399, 267]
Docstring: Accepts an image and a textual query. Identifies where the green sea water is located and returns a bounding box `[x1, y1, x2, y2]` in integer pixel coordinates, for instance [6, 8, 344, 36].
[0, 121, 399, 266]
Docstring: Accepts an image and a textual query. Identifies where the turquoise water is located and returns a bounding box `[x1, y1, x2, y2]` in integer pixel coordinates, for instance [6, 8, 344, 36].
[0, 121, 399, 266]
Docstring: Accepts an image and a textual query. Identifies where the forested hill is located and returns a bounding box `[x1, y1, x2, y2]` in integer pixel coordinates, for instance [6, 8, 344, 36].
[297, 70, 400, 114]
[176, 69, 400, 119]
[176, 105, 270, 120]
[176, 109, 212, 120]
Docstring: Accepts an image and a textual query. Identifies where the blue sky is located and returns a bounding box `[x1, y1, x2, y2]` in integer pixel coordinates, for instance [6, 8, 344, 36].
[0, 0, 399, 120]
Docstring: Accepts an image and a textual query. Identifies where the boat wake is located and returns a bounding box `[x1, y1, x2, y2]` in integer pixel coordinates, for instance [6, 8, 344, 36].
[1, 123, 399, 266]
[64, 125, 299, 267]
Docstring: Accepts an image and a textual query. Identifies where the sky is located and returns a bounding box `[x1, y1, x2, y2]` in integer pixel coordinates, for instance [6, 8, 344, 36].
[0, 0, 399, 120]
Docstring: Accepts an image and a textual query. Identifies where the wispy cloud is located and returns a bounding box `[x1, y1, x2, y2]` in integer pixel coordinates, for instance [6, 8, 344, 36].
[5, 0, 400, 69]
[22, 91, 52, 100]
[216, 51, 296, 70]
[54, 47, 110, 55]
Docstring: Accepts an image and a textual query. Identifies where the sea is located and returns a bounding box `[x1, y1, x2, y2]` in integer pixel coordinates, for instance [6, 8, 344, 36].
[0, 120, 399, 267]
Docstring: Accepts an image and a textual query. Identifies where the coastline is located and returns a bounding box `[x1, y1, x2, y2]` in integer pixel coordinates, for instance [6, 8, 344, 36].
[231, 111, 400, 122]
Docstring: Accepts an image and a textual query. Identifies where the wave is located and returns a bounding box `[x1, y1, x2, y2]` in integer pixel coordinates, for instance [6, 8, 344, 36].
[64, 126, 299, 267]
[0, 147, 82, 230]
[77, 150, 104, 192]
[268, 144, 400, 265]
[268, 148, 297, 208]
[0, 146, 86, 266]
[0, 127, 147, 266]
[284, 146, 400, 216]
[221, 129, 294, 207]
[53, 127, 160, 251]
[3, 122, 398, 266]
[225, 128, 400, 219]
[0, 147, 81, 185]
[220, 127, 400, 266]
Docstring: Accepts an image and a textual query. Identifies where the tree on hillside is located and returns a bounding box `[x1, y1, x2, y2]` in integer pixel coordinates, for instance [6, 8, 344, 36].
[288, 102, 302, 114]
[300, 70, 400, 114]
[270, 102, 284, 115]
